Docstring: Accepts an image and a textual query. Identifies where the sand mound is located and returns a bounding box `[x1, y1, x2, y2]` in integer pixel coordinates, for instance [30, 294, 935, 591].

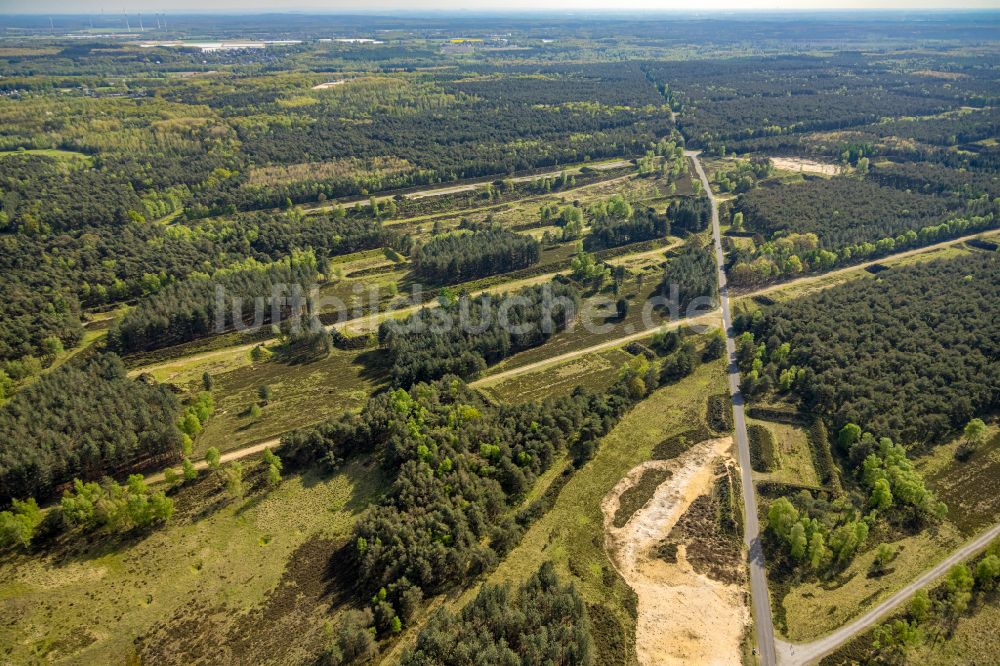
[602, 437, 750, 665]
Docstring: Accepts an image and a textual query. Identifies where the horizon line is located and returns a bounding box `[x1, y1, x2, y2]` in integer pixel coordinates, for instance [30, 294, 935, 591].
[4, 8, 1000, 17]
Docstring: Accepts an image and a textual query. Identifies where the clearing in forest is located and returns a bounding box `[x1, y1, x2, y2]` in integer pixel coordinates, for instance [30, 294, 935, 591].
[769, 156, 841, 175]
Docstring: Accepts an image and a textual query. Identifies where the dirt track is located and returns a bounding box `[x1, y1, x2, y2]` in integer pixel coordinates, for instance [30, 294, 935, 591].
[145, 438, 280, 484]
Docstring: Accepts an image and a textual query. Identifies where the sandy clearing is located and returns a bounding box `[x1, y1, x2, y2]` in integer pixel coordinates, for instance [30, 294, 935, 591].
[770, 156, 841, 176]
[311, 80, 347, 89]
[602, 437, 750, 666]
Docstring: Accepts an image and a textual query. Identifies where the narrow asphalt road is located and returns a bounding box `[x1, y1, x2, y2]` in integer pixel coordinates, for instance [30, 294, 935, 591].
[776, 520, 1000, 664]
[688, 150, 778, 665]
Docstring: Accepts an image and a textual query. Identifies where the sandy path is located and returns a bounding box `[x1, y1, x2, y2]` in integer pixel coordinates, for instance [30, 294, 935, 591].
[145, 437, 281, 485]
[602, 437, 750, 666]
[471, 311, 721, 387]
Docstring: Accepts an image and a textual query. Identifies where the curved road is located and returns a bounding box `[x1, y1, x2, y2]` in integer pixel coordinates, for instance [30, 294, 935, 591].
[689, 150, 778, 665]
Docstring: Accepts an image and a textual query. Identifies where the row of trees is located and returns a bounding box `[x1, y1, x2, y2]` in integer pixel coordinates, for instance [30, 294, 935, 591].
[728, 211, 996, 287]
[412, 228, 541, 283]
[108, 250, 319, 353]
[377, 280, 579, 386]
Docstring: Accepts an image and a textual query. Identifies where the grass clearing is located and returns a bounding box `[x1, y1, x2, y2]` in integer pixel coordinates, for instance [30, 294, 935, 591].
[921, 425, 1000, 536]
[0, 148, 93, 166]
[778, 522, 964, 642]
[481, 347, 633, 404]
[0, 461, 385, 665]
[908, 600, 1000, 664]
[750, 419, 820, 487]
[196, 348, 383, 456]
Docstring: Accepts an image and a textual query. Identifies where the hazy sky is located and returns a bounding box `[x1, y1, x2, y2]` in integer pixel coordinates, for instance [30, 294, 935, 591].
[3, 0, 1000, 13]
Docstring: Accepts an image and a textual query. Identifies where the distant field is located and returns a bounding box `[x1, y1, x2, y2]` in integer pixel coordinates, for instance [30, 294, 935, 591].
[0, 148, 92, 165]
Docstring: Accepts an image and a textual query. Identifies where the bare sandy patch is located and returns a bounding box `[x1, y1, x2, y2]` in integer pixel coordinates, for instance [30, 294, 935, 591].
[912, 69, 967, 80]
[311, 80, 347, 89]
[770, 156, 842, 176]
[602, 437, 749, 666]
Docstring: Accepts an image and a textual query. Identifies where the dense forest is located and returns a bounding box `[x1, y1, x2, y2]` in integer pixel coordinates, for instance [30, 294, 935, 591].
[0, 353, 182, 503]
[377, 281, 579, 386]
[733, 177, 958, 250]
[727, 175, 997, 285]
[282, 368, 656, 630]
[661, 240, 718, 312]
[666, 196, 711, 233]
[867, 160, 1000, 200]
[0, 153, 154, 233]
[413, 228, 540, 283]
[737, 252, 1000, 445]
[108, 250, 320, 353]
[403, 562, 592, 665]
[644, 53, 996, 152]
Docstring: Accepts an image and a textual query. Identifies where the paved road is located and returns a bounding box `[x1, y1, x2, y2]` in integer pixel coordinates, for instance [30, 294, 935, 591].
[688, 149, 778, 666]
[777, 520, 1000, 665]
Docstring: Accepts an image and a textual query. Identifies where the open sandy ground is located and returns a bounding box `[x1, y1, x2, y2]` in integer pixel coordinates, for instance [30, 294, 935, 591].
[770, 156, 841, 175]
[602, 437, 750, 666]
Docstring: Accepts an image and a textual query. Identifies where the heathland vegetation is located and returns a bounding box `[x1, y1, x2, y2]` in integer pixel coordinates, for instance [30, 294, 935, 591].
[2, 13, 1000, 666]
